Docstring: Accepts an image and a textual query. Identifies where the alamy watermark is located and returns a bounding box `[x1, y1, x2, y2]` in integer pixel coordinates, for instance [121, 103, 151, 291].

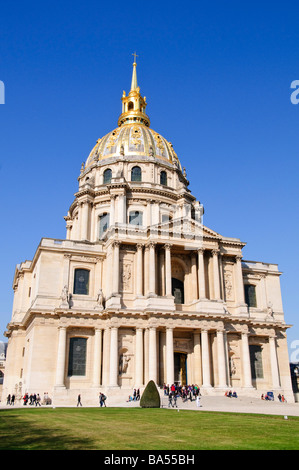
[290, 80, 299, 105]
[0, 80, 4, 104]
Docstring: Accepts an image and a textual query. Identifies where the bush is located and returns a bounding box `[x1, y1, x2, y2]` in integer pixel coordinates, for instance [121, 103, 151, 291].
[140, 380, 161, 408]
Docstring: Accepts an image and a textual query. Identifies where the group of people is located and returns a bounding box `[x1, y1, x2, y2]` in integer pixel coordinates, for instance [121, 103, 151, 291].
[163, 383, 201, 401]
[163, 383, 202, 408]
[6, 392, 51, 406]
[261, 393, 287, 402]
[224, 390, 238, 398]
[127, 388, 140, 402]
[6, 394, 15, 405]
[22, 392, 43, 406]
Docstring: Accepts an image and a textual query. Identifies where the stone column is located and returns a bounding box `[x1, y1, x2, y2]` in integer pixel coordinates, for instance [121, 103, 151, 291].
[118, 192, 126, 225]
[197, 248, 206, 299]
[148, 242, 156, 296]
[241, 332, 253, 388]
[235, 255, 245, 304]
[110, 195, 116, 226]
[109, 327, 119, 387]
[193, 332, 201, 385]
[166, 327, 174, 385]
[102, 327, 110, 386]
[201, 328, 211, 388]
[148, 327, 157, 382]
[112, 241, 120, 295]
[164, 244, 172, 297]
[269, 335, 281, 389]
[135, 328, 144, 386]
[216, 328, 228, 388]
[212, 249, 221, 300]
[81, 200, 90, 240]
[92, 328, 103, 387]
[136, 244, 143, 297]
[55, 326, 67, 388]
[144, 328, 149, 384]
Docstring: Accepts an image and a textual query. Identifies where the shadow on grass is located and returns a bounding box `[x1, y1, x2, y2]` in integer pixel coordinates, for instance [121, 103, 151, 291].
[1, 407, 299, 450]
[0, 408, 97, 450]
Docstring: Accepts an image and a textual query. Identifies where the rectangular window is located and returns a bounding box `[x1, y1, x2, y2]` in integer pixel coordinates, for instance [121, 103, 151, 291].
[244, 284, 257, 308]
[129, 211, 143, 226]
[73, 269, 90, 295]
[99, 213, 110, 238]
[68, 337, 87, 376]
[250, 345, 264, 379]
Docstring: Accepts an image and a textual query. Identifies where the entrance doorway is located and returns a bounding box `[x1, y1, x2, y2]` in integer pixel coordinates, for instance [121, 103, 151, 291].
[174, 352, 187, 385]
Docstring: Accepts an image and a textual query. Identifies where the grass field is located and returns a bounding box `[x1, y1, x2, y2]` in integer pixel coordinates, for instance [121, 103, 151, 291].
[0, 407, 298, 450]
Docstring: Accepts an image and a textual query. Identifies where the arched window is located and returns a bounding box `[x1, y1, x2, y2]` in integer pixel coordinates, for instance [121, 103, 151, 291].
[103, 168, 112, 184]
[99, 213, 110, 238]
[131, 166, 142, 182]
[129, 211, 143, 226]
[68, 337, 87, 376]
[160, 170, 167, 186]
[128, 101, 134, 110]
[73, 269, 90, 295]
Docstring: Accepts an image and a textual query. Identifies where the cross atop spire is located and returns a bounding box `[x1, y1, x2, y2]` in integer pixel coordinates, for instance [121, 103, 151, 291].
[132, 51, 138, 64]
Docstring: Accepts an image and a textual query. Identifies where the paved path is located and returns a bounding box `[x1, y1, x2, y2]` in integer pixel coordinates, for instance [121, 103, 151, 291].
[2, 395, 299, 417]
[121, 395, 299, 417]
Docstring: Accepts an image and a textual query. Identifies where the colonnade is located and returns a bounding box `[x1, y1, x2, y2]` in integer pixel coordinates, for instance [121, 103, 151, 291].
[54, 323, 281, 391]
[107, 240, 242, 303]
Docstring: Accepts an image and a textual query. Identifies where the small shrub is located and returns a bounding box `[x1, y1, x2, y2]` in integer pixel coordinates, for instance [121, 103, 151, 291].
[140, 380, 161, 408]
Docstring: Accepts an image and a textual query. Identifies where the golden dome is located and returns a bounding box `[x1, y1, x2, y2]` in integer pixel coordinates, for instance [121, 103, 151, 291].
[84, 57, 181, 171]
[85, 124, 181, 169]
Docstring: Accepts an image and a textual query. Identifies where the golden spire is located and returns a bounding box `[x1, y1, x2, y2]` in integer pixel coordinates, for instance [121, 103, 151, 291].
[131, 52, 138, 91]
[118, 54, 150, 127]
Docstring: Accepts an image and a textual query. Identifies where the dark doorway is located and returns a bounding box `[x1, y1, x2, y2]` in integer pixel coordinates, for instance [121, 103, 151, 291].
[172, 278, 184, 304]
[174, 352, 187, 385]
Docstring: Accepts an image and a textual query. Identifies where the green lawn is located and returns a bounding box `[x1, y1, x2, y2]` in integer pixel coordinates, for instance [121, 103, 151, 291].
[0, 407, 298, 450]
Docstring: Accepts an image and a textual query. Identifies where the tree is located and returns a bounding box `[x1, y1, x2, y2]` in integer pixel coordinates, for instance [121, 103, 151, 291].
[140, 380, 161, 408]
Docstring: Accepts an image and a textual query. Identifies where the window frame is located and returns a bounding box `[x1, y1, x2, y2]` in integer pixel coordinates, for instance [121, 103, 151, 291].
[160, 170, 167, 186]
[99, 212, 110, 238]
[129, 210, 143, 227]
[68, 337, 87, 377]
[73, 268, 90, 296]
[244, 284, 257, 308]
[103, 168, 112, 184]
[131, 166, 142, 182]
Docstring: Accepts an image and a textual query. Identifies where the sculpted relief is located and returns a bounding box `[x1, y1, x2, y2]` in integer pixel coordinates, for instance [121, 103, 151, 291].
[223, 265, 235, 302]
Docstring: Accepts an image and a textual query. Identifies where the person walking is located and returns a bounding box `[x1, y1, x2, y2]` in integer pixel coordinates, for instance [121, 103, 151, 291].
[77, 394, 82, 406]
[196, 395, 202, 407]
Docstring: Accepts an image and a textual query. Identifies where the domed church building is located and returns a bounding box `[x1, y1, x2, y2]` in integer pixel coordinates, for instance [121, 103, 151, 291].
[2, 60, 294, 404]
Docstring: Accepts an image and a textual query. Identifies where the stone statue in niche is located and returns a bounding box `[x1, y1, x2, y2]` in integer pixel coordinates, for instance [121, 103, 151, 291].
[121, 263, 132, 292]
[94, 288, 104, 310]
[266, 301, 274, 319]
[229, 356, 237, 376]
[119, 353, 130, 375]
[60, 285, 70, 308]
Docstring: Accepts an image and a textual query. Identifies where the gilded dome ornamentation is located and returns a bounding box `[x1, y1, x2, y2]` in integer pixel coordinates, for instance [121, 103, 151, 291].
[84, 58, 182, 171]
[84, 124, 181, 170]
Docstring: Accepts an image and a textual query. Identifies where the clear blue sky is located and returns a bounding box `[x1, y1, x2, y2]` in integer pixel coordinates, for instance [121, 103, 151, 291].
[0, 1, 298, 358]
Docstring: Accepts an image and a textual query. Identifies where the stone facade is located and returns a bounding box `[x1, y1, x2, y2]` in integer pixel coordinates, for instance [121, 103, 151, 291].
[2, 61, 294, 404]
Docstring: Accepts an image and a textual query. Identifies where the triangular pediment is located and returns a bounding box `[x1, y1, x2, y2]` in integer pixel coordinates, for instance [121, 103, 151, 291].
[150, 217, 245, 248]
